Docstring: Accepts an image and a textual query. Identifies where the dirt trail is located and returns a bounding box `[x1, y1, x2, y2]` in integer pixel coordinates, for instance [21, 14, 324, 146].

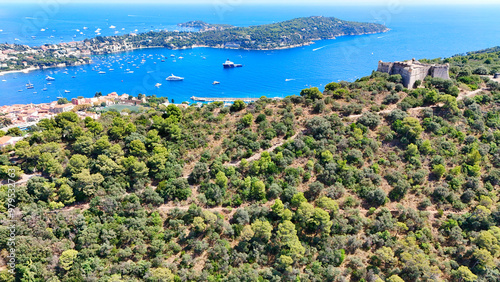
[227, 131, 301, 167]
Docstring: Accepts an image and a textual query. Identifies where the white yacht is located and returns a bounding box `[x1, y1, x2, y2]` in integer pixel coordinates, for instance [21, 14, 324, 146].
[98, 71, 106, 74]
[46, 76, 55, 81]
[166, 74, 184, 81]
[213, 81, 220, 85]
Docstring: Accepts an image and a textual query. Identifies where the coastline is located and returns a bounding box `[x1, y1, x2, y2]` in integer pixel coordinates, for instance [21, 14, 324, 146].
[1, 27, 389, 76]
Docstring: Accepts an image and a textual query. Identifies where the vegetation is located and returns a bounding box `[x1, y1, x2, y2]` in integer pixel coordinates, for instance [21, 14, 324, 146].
[1, 47, 500, 281]
[87, 16, 387, 51]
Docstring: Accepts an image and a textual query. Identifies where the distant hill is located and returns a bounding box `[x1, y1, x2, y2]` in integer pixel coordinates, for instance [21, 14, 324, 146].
[90, 16, 388, 51]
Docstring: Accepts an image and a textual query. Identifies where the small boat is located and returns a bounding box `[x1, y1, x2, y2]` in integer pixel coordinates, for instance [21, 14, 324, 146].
[42, 88, 47, 91]
[18, 89, 23, 92]
[166, 74, 184, 81]
[98, 71, 106, 74]
[155, 83, 162, 87]
[127, 71, 134, 73]
[72, 76, 76, 78]
[26, 81, 34, 89]
[33, 92, 37, 94]
[64, 90, 70, 93]
[178, 56, 184, 59]
[170, 54, 175, 57]
[109, 69, 114, 71]
[161, 60, 165, 62]
[47, 82, 52, 85]
[213, 81, 220, 85]
[46, 76, 55, 81]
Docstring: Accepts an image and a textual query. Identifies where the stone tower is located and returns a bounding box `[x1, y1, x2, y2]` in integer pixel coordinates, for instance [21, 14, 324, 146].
[377, 59, 450, 89]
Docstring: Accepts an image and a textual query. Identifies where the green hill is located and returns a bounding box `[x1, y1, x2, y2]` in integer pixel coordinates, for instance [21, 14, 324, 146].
[1, 47, 500, 281]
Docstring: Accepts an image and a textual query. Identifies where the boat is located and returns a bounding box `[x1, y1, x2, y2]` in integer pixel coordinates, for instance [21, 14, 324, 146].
[155, 83, 162, 87]
[26, 81, 34, 89]
[72, 76, 76, 78]
[178, 56, 184, 59]
[127, 71, 134, 74]
[161, 60, 165, 62]
[166, 74, 184, 81]
[64, 90, 70, 93]
[46, 76, 55, 81]
[98, 71, 106, 74]
[213, 81, 220, 85]
[42, 88, 47, 91]
[33, 92, 37, 94]
[18, 89, 23, 92]
[170, 54, 175, 57]
[47, 82, 52, 85]
[223, 59, 242, 68]
[109, 69, 114, 71]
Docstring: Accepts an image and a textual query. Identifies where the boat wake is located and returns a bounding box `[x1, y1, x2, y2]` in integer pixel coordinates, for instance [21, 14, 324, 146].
[313, 46, 325, 51]
[285, 78, 295, 82]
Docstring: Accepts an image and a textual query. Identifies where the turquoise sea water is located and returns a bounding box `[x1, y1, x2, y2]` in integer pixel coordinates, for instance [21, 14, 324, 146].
[0, 4, 499, 106]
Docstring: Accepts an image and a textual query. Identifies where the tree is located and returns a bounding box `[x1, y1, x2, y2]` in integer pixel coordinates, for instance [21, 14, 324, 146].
[240, 113, 253, 127]
[230, 100, 246, 112]
[272, 199, 285, 218]
[325, 82, 341, 92]
[358, 112, 381, 129]
[157, 178, 191, 201]
[215, 171, 228, 188]
[73, 169, 104, 198]
[165, 104, 182, 119]
[276, 220, 305, 260]
[59, 249, 78, 271]
[67, 154, 89, 175]
[57, 98, 70, 104]
[27, 176, 54, 202]
[251, 219, 273, 242]
[251, 180, 266, 200]
[300, 87, 323, 100]
[147, 267, 174, 282]
[452, 266, 477, 282]
[6, 127, 22, 137]
[58, 184, 75, 205]
[128, 140, 147, 157]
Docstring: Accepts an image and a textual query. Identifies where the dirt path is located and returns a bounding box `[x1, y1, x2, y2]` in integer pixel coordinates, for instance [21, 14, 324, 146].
[227, 131, 301, 167]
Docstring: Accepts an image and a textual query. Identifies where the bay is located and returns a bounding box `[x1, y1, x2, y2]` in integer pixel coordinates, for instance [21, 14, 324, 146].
[0, 4, 499, 106]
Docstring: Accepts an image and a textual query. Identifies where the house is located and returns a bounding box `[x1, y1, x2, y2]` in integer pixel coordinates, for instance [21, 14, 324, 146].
[50, 104, 74, 113]
[0, 136, 23, 148]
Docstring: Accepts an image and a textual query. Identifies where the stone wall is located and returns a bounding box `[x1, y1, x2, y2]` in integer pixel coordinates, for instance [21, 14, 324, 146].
[377, 59, 450, 89]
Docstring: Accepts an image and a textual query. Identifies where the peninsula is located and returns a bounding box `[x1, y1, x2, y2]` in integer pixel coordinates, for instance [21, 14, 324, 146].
[0, 16, 387, 74]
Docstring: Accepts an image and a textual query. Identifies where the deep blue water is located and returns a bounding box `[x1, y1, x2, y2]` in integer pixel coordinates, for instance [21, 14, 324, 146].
[0, 4, 499, 106]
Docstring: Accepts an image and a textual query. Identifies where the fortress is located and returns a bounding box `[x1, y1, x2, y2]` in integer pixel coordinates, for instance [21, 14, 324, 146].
[377, 59, 450, 89]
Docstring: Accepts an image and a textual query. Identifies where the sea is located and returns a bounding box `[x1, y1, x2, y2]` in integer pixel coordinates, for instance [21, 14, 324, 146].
[0, 4, 499, 106]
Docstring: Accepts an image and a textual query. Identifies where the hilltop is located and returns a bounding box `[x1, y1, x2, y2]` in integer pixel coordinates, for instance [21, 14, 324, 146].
[1, 48, 499, 281]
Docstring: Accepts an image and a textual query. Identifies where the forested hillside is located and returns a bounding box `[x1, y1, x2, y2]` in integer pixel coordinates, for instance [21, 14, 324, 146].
[1, 48, 500, 281]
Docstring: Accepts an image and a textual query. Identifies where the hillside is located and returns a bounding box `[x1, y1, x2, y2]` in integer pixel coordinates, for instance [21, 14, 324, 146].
[92, 16, 388, 50]
[1, 48, 500, 281]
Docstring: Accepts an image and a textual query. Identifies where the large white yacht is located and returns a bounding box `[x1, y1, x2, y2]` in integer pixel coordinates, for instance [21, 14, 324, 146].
[166, 74, 184, 81]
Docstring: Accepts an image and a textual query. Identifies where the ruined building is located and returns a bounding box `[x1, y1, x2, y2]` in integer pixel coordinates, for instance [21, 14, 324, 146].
[377, 59, 450, 89]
